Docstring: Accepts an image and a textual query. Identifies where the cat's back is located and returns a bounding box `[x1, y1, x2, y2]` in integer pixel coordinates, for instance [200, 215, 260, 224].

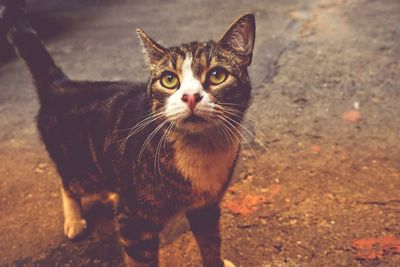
[37, 80, 149, 134]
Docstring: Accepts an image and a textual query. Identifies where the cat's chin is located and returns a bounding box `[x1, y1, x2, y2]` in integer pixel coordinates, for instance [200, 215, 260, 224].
[174, 117, 217, 134]
[182, 114, 206, 123]
[178, 121, 215, 134]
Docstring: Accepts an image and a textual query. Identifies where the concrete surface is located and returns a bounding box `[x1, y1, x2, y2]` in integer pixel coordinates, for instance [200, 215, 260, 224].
[0, 0, 399, 266]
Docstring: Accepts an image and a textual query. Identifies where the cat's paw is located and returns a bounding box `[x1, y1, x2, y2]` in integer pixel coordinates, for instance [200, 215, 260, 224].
[64, 218, 87, 239]
[223, 259, 236, 267]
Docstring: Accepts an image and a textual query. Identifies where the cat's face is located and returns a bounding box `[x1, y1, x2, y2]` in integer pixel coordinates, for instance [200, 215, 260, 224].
[137, 14, 255, 134]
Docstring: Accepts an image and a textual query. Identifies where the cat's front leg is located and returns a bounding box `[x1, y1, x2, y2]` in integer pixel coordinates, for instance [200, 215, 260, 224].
[187, 204, 235, 267]
[61, 188, 87, 239]
[117, 214, 161, 267]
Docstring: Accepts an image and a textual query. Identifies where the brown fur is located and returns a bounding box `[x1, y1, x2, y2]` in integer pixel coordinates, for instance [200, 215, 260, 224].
[172, 133, 239, 195]
[4, 3, 255, 265]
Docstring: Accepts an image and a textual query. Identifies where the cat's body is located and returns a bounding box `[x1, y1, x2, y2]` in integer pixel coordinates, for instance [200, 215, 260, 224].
[2, 1, 255, 266]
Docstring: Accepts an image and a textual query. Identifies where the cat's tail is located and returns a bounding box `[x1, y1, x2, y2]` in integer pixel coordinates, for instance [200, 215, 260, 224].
[2, 0, 68, 96]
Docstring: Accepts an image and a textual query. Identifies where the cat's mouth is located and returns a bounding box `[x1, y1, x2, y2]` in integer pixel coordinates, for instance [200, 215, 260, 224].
[183, 114, 207, 123]
[175, 113, 217, 134]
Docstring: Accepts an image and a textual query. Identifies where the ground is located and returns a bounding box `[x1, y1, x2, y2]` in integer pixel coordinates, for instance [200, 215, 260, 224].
[0, 0, 399, 266]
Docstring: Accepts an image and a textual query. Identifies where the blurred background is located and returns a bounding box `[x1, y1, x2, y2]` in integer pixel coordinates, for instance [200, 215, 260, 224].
[0, 0, 399, 266]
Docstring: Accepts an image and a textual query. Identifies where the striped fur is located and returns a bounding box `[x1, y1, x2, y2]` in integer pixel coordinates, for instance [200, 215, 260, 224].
[3, 2, 255, 266]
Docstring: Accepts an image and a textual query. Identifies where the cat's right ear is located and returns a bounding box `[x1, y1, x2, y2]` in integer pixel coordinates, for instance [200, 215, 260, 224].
[217, 13, 255, 66]
[136, 28, 166, 66]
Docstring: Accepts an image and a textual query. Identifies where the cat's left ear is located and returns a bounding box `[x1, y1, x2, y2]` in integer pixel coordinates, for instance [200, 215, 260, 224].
[218, 13, 256, 66]
[136, 28, 167, 66]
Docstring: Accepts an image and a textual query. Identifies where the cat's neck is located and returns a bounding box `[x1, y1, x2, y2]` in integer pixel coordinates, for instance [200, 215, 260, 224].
[169, 128, 240, 195]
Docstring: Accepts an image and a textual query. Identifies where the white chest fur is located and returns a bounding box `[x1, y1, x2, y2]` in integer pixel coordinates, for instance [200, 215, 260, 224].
[173, 139, 239, 195]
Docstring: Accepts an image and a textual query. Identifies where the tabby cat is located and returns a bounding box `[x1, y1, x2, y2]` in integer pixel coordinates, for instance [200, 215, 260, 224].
[2, 1, 255, 266]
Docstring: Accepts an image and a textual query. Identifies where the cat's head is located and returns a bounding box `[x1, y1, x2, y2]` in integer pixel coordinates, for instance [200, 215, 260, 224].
[137, 14, 255, 135]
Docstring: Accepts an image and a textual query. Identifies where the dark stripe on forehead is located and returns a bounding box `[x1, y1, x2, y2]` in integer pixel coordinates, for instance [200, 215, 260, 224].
[179, 41, 213, 77]
[169, 47, 185, 60]
[159, 57, 171, 69]
[156, 48, 185, 72]
[181, 41, 199, 55]
[205, 40, 217, 66]
[193, 53, 207, 78]
[165, 52, 177, 70]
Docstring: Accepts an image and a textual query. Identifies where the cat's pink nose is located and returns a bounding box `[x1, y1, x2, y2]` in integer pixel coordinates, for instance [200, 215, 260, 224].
[181, 93, 203, 111]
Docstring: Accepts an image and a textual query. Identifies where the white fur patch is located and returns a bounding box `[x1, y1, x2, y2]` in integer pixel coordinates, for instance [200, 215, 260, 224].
[165, 55, 202, 121]
[165, 55, 214, 126]
[180, 56, 203, 95]
[61, 188, 87, 239]
[223, 259, 236, 267]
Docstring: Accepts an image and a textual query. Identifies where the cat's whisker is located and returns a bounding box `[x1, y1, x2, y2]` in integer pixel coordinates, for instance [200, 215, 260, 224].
[186, 107, 271, 160]
[137, 120, 169, 162]
[215, 116, 242, 145]
[220, 111, 243, 122]
[193, 107, 227, 123]
[115, 110, 167, 150]
[116, 116, 161, 149]
[218, 106, 266, 131]
[155, 122, 175, 181]
[214, 120, 234, 158]
[196, 107, 224, 119]
[221, 114, 275, 161]
[220, 105, 257, 119]
[222, 106, 276, 134]
[163, 122, 175, 154]
[221, 107, 277, 156]
[216, 115, 258, 160]
[218, 102, 243, 106]
[113, 110, 164, 133]
[220, 107, 245, 119]
[216, 118, 251, 158]
[164, 107, 190, 122]
[126, 114, 164, 137]
[113, 112, 163, 141]
[154, 122, 173, 185]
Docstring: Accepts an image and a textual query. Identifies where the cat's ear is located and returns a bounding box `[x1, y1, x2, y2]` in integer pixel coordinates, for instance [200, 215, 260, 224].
[136, 28, 166, 66]
[218, 13, 255, 66]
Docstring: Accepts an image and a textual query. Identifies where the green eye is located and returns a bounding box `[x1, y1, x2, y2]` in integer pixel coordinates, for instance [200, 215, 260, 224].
[160, 72, 179, 89]
[208, 67, 228, 85]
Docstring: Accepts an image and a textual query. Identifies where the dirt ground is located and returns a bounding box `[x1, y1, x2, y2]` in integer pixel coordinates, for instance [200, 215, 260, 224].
[0, 0, 399, 266]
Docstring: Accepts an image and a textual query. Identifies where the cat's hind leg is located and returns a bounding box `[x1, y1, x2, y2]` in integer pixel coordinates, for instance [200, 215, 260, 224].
[61, 187, 87, 239]
[187, 203, 236, 267]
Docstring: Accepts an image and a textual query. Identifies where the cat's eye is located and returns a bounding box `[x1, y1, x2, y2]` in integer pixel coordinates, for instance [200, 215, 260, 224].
[208, 67, 228, 85]
[160, 72, 179, 89]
